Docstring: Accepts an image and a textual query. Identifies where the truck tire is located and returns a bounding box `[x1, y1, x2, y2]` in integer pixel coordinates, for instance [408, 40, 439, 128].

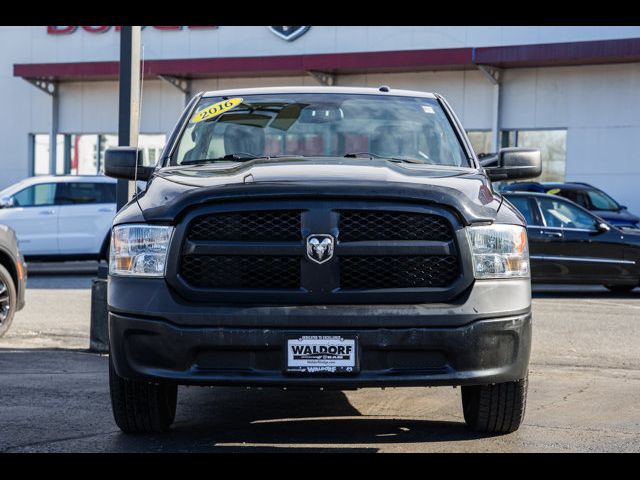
[109, 356, 178, 433]
[0, 264, 16, 338]
[461, 375, 528, 434]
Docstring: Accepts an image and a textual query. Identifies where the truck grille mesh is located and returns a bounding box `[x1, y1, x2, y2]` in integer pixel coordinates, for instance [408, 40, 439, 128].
[181, 255, 301, 289]
[177, 205, 462, 297]
[340, 256, 459, 289]
[188, 211, 301, 241]
[339, 210, 452, 241]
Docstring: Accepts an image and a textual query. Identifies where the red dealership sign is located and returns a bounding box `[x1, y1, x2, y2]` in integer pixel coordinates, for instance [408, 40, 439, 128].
[47, 26, 218, 35]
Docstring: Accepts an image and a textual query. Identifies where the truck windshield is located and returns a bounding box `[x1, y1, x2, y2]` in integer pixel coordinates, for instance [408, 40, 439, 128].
[171, 93, 470, 167]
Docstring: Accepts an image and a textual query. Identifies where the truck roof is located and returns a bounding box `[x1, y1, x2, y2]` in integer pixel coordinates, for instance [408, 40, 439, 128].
[202, 86, 438, 99]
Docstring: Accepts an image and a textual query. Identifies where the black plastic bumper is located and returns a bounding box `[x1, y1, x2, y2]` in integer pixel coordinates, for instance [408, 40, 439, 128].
[16, 257, 26, 311]
[109, 311, 531, 388]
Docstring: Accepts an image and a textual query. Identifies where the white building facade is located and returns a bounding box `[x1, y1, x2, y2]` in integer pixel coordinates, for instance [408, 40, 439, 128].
[2, 26, 640, 210]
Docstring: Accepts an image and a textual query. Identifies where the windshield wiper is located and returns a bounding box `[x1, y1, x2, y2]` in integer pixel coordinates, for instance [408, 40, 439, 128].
[180, 154, 311, 165]
[181, 154, 271, 165]
[343, 152, 425, 164]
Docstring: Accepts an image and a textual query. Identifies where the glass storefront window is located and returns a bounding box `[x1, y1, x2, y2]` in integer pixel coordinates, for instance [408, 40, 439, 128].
[100, 134, 166, 170]
[31, 133, 166, 176]
[466, 130, 493, 157]
[500, 129, 567, 182]
[33, 134, 65, 175]
[73, 135, 101, 175]
[140, 134, 166, 167]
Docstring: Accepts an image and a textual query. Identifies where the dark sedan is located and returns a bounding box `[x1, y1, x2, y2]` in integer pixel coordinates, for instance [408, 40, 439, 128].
[503, 192, 640, 292]
[0, 224, 27, 336]
[501, 181, 640, 229]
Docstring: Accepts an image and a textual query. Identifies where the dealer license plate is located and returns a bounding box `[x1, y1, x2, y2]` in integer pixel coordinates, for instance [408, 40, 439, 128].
[286, 335, 358, 374]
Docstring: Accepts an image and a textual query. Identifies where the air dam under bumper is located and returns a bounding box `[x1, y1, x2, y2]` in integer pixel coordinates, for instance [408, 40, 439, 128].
[109, 312, 531, 388]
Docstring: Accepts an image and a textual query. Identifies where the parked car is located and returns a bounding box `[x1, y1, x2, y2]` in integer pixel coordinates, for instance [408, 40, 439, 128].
[0, 224, 27, 337]
[0, 176, 117, 261]
[503, 191, 640, 292]
[104, 86, 542, 434]
[501, 181, 640, 229]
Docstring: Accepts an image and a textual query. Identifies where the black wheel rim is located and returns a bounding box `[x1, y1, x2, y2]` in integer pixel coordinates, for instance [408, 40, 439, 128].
[0, 280, 10, 324]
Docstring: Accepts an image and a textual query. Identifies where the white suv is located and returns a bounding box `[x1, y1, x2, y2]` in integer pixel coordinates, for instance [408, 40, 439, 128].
[0, 175, 117, 260]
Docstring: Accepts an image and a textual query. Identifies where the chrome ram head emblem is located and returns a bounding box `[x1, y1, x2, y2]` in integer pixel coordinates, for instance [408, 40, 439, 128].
[269, 26, 311, 42]
[306, 234, 335, 264]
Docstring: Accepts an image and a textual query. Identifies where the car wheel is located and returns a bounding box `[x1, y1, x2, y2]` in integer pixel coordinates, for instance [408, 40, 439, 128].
[109, 355, 178, 433]
[0, 264, 16, 338]
[461, 374, 528, 434]
[604, 284, 636, 293]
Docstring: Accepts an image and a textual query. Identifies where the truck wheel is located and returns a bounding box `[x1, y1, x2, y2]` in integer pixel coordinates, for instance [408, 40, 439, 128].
[461, 375, 528, 434]
[0, 264, 16, 338]
[108, 356, 178, 433]
[604, 284, 636, 293]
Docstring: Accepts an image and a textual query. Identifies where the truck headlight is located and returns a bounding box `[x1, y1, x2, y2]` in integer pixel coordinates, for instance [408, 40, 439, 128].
[466, 224, 529, 279]
[109, 224, 174, 277]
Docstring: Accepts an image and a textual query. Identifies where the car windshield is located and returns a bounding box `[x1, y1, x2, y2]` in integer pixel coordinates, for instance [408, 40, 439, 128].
[170, 93, 470, 167]
[585, 189, 620, 211]
[0, 178, 32, 198]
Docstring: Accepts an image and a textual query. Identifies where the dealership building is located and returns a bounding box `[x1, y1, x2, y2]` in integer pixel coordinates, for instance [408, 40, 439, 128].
[2, 25, 640, 211]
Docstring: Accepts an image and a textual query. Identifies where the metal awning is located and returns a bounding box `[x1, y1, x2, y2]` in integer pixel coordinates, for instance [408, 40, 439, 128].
[14, 38, 640, 83]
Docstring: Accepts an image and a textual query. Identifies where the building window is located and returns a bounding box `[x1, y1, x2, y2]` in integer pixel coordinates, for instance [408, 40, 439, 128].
[140, 134, 166, 167]
[466, 130, 493, 156]
[500, 129, 567, 182]
[74, 135, 104, 174]
[30, 133, 166, 176]
[95, 135, 166, 172]
[33, 134, 65, 175]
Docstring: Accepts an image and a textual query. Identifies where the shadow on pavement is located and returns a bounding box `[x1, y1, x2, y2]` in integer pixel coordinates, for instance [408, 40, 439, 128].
[0, 347, 103, 372]
[1, 349, 499, 452]
[108, 386, 492, 452]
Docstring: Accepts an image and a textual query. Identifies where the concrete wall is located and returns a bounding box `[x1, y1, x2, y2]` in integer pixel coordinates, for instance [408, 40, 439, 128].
[500, 63, 640, 211]
[57, 80, 185, 135]
[2, 26, 640, 212]
[15, 26, 640, 62]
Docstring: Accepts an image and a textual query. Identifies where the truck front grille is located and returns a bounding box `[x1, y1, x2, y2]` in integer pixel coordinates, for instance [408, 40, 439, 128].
[173, 201, 467, 304]
[188, 210, 301, 241]
[339, 210, 452, 242]
[181, 255, 300, 289]
[341, 255, 459, 289]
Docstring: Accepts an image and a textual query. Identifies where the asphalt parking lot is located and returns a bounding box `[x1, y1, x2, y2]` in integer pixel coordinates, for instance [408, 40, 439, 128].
[0, 263, 639, 452]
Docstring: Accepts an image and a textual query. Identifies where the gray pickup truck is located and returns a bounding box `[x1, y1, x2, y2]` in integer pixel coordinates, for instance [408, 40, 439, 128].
[105, 86, 541, 434]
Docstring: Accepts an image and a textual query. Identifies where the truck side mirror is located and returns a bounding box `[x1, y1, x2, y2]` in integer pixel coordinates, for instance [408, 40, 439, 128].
[104, 147, 153, 181]
[481, 148, 542, 181]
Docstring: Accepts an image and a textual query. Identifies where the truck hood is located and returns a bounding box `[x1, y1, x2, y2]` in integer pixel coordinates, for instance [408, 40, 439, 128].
[137, 158, 504, 225]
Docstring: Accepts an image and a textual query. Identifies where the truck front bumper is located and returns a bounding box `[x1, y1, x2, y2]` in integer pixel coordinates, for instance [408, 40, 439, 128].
[108, 277, 532, 388]
[109, 312, 531, 388]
